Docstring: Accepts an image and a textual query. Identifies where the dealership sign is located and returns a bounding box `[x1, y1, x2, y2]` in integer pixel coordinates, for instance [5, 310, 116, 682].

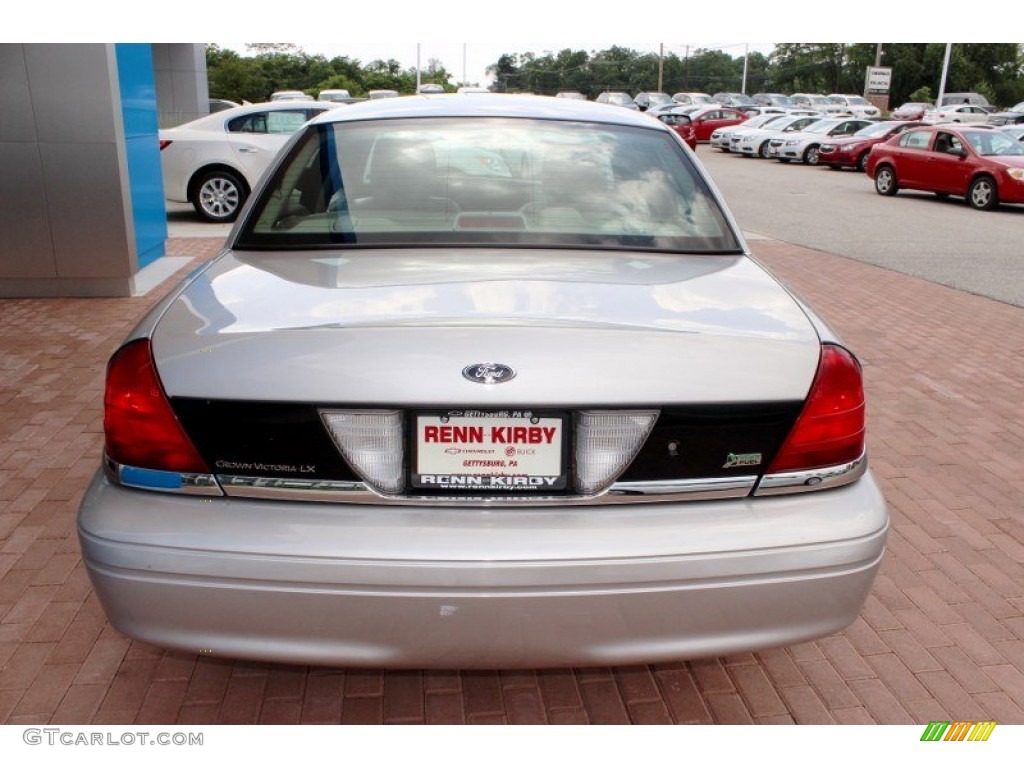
[865, 66, 892, 94]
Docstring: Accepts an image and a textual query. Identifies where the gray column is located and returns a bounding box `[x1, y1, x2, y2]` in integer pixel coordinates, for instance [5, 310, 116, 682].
[153, 43, 209, 128]
[0, 43, 172, 298]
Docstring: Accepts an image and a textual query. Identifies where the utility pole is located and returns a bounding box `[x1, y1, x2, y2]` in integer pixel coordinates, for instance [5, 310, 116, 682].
[835, 44, 845, 93]
[937, 43, 953, 107]
[658, 43, 664, 93]
[416, 43, 421, 92]
[742, 43, 749, 93]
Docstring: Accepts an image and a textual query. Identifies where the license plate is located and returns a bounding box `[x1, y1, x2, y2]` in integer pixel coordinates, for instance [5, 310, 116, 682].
[412, 411, 567, 491]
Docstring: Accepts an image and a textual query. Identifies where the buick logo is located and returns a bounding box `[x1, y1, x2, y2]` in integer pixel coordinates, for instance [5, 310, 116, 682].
[463, 363, 516, 385]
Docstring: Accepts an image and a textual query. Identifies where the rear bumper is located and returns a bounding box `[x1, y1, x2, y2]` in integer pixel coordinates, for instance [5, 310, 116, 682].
[78, 471, 888, 668]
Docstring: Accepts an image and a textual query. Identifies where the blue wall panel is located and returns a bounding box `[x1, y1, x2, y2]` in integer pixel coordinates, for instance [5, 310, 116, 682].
[115, 44, 166, 269]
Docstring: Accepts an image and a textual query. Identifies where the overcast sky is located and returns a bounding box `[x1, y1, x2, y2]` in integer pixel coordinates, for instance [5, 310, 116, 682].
[14, 3, 972, 85]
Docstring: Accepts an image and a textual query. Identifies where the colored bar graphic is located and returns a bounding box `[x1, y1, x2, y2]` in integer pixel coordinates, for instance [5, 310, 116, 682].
[944, 721, 972, 741]
[968, 721, 997, 742]
[920, 720, 996, 742]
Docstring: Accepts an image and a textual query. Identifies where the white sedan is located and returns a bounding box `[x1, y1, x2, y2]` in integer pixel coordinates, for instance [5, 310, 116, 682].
[159, 101, 342, 222]
[825, 94, 881, 119]
[923, 104, 993, 125]
[731, 115, 823, 157]
[766, 118, 872, 165]
[710, 113, 789, 151]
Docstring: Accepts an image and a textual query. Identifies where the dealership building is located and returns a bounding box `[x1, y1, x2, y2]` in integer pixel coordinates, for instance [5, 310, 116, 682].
[0, 44, 207, 297]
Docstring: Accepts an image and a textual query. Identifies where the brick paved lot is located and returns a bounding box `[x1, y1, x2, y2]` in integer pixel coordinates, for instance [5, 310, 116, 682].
[1, 236, 1022, 725]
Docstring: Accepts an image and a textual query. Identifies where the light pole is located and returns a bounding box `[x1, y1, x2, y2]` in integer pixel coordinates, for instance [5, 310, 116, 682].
[937, 43, 953, 107]
[742, 44, 749, 93]
[658, 43, 664, 93]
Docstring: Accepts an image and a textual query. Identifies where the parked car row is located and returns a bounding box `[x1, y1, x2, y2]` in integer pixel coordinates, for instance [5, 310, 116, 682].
[765, 118, 874, 165]
[708, 106, 1024, 211]
[891, 98, 1024, 127]
[818, 121, 927, 171]
[722, 114, 824, 158]
[164, 93, 1024, 230]
[600, 90, 881, 118]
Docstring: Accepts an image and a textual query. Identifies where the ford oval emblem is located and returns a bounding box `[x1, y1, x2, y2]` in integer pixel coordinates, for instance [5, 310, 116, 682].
[463, 363, 516, 385]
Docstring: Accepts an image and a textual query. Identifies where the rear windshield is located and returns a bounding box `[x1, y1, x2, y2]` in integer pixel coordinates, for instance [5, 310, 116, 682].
[235, 117, 741, 253]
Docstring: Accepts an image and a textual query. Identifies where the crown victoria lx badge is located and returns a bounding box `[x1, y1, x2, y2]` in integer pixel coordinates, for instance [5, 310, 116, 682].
[463, 363, 516, 385]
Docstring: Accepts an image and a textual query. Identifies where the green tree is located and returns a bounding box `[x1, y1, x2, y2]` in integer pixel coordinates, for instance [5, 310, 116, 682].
[589, 46, 642, 92]
[770, 44, 849, 93]
[420, 58, 455, 91]
[363, 58, 409, 92]
[672, 49, 742, 93]
[550, 49, 591, 95]
[487, 54, 519, 92]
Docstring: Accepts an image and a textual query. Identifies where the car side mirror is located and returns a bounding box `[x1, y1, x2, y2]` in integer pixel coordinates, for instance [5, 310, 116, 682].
[952, 147, 968, 158]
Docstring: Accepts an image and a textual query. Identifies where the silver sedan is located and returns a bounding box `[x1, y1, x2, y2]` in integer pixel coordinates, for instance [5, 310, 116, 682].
[80, 95, 888, 669]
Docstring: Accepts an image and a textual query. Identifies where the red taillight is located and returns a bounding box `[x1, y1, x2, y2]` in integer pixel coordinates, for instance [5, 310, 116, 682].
[104, 339, 208, 473]
[767, 344, 865, 473]
[159, 139, 172, 151]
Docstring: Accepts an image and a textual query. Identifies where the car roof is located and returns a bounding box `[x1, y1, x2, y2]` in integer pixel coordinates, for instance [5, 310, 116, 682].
[307, 93, 664, 130]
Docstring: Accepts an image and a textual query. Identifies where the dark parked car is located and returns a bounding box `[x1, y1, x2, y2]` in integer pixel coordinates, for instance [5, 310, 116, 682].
[712, 92, 758, 112]
[751, 93, 797, 109]
[987, 102, 1024, 126]
[596, 91, 639, 109]
[633, 91, 673, 111]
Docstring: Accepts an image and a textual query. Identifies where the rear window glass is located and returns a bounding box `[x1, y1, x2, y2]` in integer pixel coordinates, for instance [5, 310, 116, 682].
[227, 110, 312, 135]
[236, 117, 741, 253]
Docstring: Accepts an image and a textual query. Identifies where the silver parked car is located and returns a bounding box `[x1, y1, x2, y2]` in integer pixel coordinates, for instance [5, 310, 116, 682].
[80, 95, 888, 669]
[595, 91, 639, 110]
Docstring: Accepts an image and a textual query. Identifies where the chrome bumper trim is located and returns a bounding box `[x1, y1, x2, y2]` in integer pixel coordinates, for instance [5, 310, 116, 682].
[104, 457, 866, 505]
[754, 453, 867, 496]
[105, 457, 223, 496]
[216, 474, 759, 506]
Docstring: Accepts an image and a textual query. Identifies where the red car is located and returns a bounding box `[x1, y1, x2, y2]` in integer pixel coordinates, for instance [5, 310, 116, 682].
[654, 110, 697, 150]
[891, 102, 931, 120]
[687, 107, 749, 142]
[865, 124, 1024, 210]
[818, 121, 925, 172]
